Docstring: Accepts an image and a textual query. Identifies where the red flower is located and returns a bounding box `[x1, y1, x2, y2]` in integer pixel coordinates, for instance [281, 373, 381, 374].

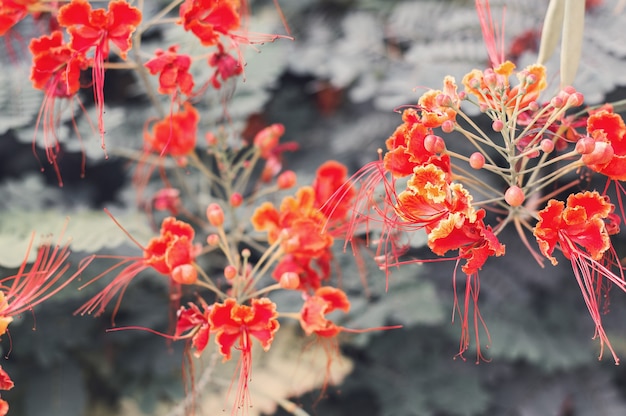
[57, 0, 142, 152]
[312, 160, 355, 223]
[584, 109, 626, 180]
[0, 0, 37, 35]
[299, 287, 350, 338]
[145, 45, 194, 96]
[534, 191, 614, 265]
[208, 43, 243, 88]
[179, 0, 240, 47]
[209, 298, 279, 409]
[29, 30, 89, 185]
[77, 216, 199, 320]
[175, 301, 212, 357]
[534, 191, 626, 363]
[144, 102, 199, 156]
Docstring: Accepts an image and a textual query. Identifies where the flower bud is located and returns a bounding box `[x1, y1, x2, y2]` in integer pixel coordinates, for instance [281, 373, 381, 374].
[207, 233, 220, 246]
[469, 152, 485, 169]
[575, 136, 596, 155]
[279, 272, 300, 289]
[230, 192, 243, 207]
[582, 142, 614, 166]
[504, 186, 525, 207]
[224, 265, 237, 280]
[206, 203, 224, 227]
[528, 101, 539, 112]
[424, 134, 446, 154]
[540, 139, 554, 154]
[441, 120, 455, 133]
[171, 264, 198, 285]
[277, 170, 297, 189]
[492, 120, 504, 132]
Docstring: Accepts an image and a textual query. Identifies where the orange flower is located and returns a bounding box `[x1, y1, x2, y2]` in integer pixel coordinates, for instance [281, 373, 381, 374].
[584, 109, 626, 181]
[77, 216, 199, 320]
[58, 0, 142, 151]
[299, 287, 350, 337]
[395, 164, 476, 230]
[209, 298, 279, 409]
[145, 45, 194, 96]
[144, 102, 199, 156]
[252, 187, 333, 258]
[312, 160, 356, 223]
[179, 0, 240, 46]
[462, 61, 546, 112]
[418, 76, 459, 128]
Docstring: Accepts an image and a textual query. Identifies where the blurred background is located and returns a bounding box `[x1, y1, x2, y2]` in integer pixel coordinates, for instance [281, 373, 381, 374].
[3, 0, 626, 415]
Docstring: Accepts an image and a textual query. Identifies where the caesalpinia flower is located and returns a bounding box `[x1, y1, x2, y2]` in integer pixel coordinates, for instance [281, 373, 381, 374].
[0, 0, 38, 35]
[77, 216, 201, 320]
[57, 0, 142, 152]
[583, 109, 626, 181]
[209, 298, 279, 410]
[144, 102, 199, 157]
[534, 191, 625, 363]
[144, 45, 195, 97]
[178, 0, 241, 47]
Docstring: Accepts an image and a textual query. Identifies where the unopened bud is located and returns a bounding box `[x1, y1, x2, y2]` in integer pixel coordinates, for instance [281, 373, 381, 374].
[171, 264, 198, 285]
[567, 92, 584, 107]
[441, 120, 455, 133]
[224, 265, 237, 280]
[424, 134, 446, 154]
[277, 170, 297, 189]
[206, 203, 224, 227]
[550, 96, 564, 108]
[469, 152, 485, 169]
[504, 186, 525, 207]
[230, 192, 243, 207]
[207, 234, 220, 246]
[540, 139, 554, 154]
[279, 272, 300, 289]
[582, 142, 614, 166]
[492, 120, 504, 132]
[528, 101, 539, 112]
[436, 94, 453, 107]
[576, 137, 596, 155]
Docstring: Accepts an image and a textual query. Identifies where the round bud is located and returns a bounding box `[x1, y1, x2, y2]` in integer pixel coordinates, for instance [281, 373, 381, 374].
[528, 101, 539, 112]
[441, 120, 455, 133]
[550, 96, 564, 108]
[575, 137, 596, 155]
[279, 272, 300, 289]
[567, 92, 584, 107]
[207, 234, 220, 246]
[206, 203, 224, 227]
[224, 265, 237, 280]
[277, 170, 297, 189]
[469, 152, 485, 169]
[171, 264, 198, 285]
[230, 192, 243, 207]
[424, 135, 446, 154]
[504, 186, 525, 207]
[492, 120, 504, 132]
[540, 139, 554, 154]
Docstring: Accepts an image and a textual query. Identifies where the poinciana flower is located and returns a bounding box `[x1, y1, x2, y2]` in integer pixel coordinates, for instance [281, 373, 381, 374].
[583, 109, 626, 181]
[252, 123, 299, 182]
[144, 45, 195, 96]
[209, 298, 279, 410]
[0, 0, 38, 35]
[299, 286, 350, 338]
[208, 43, 243, 88]
[76, 216, 201, 320]
[178, 0, 240, 47]
[534, 191, 625, 363]
[57, 0, 142, 152]
[174, 300, 212, 357]
[29, 30, 89, 185]
[144, 102, 199, 157]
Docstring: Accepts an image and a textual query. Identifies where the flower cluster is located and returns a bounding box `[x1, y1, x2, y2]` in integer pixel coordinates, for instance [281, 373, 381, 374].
[334, 21, 626, 362]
